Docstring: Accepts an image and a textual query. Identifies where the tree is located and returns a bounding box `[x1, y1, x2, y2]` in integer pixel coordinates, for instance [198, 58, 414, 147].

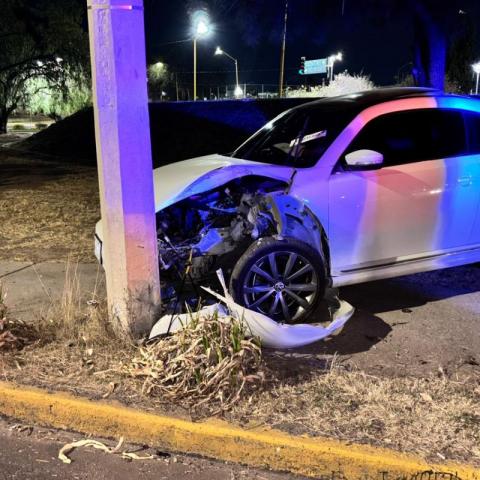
[147, 61, 173, 101]
[409, 0, 450, 90]
[345, 0, 465, 90]
[24, 69, 91, 120]
[288, 73, 375, 98]
[446, 13, 476, 93]
[0, 0, 89, 133]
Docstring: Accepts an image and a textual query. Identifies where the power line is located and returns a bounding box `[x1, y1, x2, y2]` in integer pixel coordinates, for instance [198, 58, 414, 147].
[156, 38, 191, 47]
[175, 67, 300, 75]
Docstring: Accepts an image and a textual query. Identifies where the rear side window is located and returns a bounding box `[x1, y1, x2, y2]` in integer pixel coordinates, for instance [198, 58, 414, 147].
[345, 109, 467, 168]
[464, 110, 480, 154]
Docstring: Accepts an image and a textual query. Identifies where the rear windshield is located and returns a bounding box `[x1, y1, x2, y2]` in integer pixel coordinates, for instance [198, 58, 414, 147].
[232, 108, 353, 168]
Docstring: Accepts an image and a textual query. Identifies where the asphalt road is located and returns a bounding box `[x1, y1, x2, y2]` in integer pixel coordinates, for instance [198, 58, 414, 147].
[0, 418, 300, 480]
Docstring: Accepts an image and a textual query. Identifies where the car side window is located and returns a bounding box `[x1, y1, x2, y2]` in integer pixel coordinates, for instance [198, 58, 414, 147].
[233, 109, 354, 168]
[291, 112, 351, 168]
[464, 110, 480, 154]
[343, 109, 467, 168]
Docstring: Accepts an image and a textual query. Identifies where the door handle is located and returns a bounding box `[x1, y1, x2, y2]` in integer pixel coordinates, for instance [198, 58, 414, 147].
[458, 176, 472, 187]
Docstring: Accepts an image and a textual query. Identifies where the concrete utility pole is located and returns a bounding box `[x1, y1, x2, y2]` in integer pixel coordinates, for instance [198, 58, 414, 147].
[278, 0, 288, 97]
[87, 0, 160, 335]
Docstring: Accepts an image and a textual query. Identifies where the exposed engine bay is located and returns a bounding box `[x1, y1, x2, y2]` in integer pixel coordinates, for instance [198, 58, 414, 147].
[156, 176, 287, 285]
[151, 175, 354, 340]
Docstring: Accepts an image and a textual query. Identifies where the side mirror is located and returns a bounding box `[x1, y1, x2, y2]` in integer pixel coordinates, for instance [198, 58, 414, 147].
[345, 149, 384, 168]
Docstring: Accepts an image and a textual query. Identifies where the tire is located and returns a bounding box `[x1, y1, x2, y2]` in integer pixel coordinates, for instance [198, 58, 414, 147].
[229, 237, 326, 323]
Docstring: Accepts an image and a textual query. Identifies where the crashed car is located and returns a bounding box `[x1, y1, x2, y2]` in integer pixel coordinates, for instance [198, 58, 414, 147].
[95, 87, 480, 323]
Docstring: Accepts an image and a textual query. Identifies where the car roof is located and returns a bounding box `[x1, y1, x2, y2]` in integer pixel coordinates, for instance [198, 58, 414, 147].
[291, 87, 477, 116]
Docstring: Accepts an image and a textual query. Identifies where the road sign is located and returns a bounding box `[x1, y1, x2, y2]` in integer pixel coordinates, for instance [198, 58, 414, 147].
[299, 58, 327, 75]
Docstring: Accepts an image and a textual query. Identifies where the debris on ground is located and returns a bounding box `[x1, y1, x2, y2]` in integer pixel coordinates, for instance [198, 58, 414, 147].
[58, 437, 155, 464]
[0, 317, 37, 351]
[102, 381, 118, 399]
[0, 284, 37, 351]
[150, 270, 355, 349]
[128, 306, 264, 413]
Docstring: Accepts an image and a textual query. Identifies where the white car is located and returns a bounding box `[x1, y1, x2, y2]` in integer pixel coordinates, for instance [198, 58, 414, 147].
[95, 87, 480, 323]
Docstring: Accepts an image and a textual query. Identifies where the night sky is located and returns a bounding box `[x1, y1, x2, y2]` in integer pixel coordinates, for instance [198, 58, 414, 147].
[143, 0, 480, 93]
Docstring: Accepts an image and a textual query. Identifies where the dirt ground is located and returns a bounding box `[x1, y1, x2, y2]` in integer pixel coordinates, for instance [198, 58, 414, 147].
[0, 150, 99, 262]
[1, 149, 480, 467]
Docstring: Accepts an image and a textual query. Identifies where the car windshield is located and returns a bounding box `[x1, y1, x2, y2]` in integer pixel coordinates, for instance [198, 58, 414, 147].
[232, 108, 351, 168]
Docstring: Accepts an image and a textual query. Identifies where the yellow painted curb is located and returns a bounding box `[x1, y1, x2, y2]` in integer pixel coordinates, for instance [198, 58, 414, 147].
[0, 381, 478, 479]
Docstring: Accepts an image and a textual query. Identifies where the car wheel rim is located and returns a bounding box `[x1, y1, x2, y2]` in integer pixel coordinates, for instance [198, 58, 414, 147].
[242, 250, 318, 322]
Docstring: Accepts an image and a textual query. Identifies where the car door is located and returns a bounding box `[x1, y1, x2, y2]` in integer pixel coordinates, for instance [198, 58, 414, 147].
[462, 110, 480, 245]
[328, 108, 479, 273]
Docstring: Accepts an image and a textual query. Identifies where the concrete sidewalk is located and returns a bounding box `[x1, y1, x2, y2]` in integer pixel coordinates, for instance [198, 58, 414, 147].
[0, 261, 104, 321]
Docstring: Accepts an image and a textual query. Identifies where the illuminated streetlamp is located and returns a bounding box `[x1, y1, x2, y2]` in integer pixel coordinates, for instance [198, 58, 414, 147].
[191, 11, 211, 101]
[215, 46, 241, 98]
[472, 62, 480, 95]
[328, 52, 343, 82]
[234, 85, 243, 98]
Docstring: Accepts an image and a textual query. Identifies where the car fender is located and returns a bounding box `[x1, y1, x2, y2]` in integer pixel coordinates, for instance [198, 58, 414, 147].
[266, 193, 329, 268]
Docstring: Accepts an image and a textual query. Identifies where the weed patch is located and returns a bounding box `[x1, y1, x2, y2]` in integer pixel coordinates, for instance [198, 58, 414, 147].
[126, 311, 265, 414]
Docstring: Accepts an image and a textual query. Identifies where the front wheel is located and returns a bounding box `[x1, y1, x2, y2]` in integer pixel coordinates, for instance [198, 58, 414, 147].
[229, 237, 326, 323]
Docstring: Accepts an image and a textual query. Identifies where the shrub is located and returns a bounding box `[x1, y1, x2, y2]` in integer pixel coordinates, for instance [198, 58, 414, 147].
[288, 73, 375, 98]
[126, 311, 265, 413]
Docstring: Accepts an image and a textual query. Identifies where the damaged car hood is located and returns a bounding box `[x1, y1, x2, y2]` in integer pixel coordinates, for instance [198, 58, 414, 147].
[153, 154, 294, 211]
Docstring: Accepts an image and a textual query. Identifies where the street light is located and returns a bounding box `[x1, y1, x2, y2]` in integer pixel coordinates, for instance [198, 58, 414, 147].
[234, 85, 243, 98]
[328, 52, 343, 83]
[196, 20, 209, 36]
[472, 62, 480, 95]
[215, 46, 241, 98]
[191, 10, 211, 101]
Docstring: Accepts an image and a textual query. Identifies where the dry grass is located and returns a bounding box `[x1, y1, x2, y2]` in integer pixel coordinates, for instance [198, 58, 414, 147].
[0, 153, 99, 262]
[1, 262, 265, 415]
[0, 267, 479, 464]
[230, 359, 480, 465]
[126, 312, 264, 413]
[0, 261, 139, 406]
[37, 261, 116, 346]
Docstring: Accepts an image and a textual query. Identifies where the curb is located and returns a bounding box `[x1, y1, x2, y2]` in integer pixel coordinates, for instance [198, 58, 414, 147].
[0, 382, 478, 479]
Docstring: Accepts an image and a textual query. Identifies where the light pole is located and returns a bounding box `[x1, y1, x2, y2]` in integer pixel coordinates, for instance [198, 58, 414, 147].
[192, 11, 211, 101]
[215, 46, 242, 98]
[473, 62, 480, 95]
[328, 52, 343, 83]
[279, 0, 288, 97]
